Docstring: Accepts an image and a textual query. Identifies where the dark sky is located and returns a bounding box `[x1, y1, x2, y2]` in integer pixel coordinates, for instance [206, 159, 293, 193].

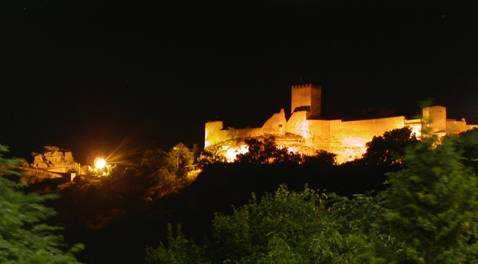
[5, 1, 478, 162]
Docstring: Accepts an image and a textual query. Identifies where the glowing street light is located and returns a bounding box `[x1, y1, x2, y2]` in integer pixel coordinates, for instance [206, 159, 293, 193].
[94, 157, 107, 170]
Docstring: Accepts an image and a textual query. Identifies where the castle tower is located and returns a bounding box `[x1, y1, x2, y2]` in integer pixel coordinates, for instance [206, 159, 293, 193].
[291, 83, 323, 119]
[422, 106, 447, 135]
[204, 121, 224, 148]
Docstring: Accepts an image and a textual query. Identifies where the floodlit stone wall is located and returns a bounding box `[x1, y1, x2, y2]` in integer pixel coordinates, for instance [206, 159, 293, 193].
[328, 116, 407, 163]
[262, 108, 287, 136]
[447, 119, 468, 135]
[204, 84, 478, 163]
[205, 121, 263, 148]
[285, 111, 309, 138]
[307, 119, 333, 151]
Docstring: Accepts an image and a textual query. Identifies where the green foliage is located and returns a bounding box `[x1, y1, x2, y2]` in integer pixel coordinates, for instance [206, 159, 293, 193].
[452, 128, 478, 172]
[142, 143, 194, 179]
[326, 194, 399, 262]
[307, 224, 377, 264]
[60, 143, 197, 228]
[382, 137, 478, 263]
[146, 132, 478, 263]
[0, 145, 82, 263]
[210, 186, 322, 262]
[145, 224, 205, 264]
[140, 143, 195, 198]
[146, 186, 380, 263]
[168, 143, 195, 178]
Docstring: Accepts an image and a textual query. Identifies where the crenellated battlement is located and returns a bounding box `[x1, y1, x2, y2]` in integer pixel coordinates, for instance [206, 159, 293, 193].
[291, 83, 323, 118]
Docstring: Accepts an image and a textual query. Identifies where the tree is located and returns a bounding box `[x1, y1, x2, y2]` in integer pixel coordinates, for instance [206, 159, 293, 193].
[146, 133, 478, 263]
[236, 137, 303, 165]
[167, 143, 195, 178]
[236, 137, 278, 164]
[141, 143, 195, 198]
[0, 145, 82, 263]
[303, 150, 337, 167]
[453, 128, 478, 173]
[145, 225, 205, 264]
[146, 186, 379, 263]
[325, 193, 400, 262]
[141, 143, 194, 178]
[363, 127, 418, 167]
[381, 137, 478, 263]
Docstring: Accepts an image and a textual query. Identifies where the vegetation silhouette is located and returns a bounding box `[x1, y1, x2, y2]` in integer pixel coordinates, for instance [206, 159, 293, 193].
[14, 127, 476, 263]
[0, 145, 82, 263]
[46, 128, 419, 263]
[147, 130, 478, 263]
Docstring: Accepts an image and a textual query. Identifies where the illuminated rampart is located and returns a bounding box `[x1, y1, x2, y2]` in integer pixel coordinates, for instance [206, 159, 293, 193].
[205, 84, 478, 163]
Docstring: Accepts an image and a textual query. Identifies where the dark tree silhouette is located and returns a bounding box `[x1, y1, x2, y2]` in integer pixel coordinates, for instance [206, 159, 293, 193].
[453, 128, 478, 173]
[236, 137, 302, 165]
[362, 127, 418, 167]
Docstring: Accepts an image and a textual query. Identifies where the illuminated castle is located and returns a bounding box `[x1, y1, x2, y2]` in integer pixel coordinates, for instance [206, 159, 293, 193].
[204, 84, 478, 163]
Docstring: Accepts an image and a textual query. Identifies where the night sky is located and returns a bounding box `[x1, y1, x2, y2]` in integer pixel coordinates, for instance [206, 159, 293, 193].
[6, 2, 478, 162]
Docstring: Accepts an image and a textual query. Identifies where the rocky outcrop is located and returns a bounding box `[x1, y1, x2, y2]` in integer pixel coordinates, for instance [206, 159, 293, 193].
[31, 146, 81, 174]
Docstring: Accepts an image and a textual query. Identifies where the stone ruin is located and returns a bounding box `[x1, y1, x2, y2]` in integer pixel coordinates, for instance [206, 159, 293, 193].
[32, 146, 81, 173]
[23, 146, 85, 183]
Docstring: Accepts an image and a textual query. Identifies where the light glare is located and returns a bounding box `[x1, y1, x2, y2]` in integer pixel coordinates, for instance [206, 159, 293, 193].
[94, 157, 107, 170]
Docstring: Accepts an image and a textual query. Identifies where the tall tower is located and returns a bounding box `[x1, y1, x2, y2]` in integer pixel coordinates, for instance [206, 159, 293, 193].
[291, 83, 323, 119]
[422, 106, 447, 135]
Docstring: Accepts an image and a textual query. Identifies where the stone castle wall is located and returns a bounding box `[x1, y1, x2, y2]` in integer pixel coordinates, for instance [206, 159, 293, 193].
[205, 111, 410, 163]
[204, 84, 478, 163]
[262, 109, 287, 135]
[205, 121, 263, 148]
[326, 116, 407, 162]
[447, 119, 468, 135]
